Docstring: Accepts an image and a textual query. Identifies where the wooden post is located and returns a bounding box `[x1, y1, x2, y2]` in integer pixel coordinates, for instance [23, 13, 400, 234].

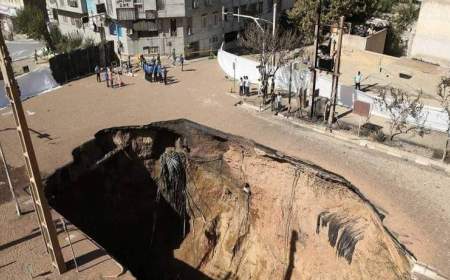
[0, 142, 21, 216]
[0, 27, 66, 274]
[288, 62, 293, 106]
[310, 1, 321, 119]
[328, 16, 345, 128]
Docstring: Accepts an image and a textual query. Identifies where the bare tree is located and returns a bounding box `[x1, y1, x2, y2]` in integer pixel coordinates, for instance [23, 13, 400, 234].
[437, 77, 450, 161]
[376, 87, 427, 141]
[239, 24, 303, 103]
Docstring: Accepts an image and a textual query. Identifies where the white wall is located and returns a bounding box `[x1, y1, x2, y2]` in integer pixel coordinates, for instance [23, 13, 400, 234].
[410, 0, 450, 67]
[217, 45, 449, 132]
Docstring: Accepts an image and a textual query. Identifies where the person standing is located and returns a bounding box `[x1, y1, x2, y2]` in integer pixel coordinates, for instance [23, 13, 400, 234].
[180, 54, 184, 71]
[239, 77, 243, 96]
[354, 71, 362, 90]
[270, 76, 275, 96]
[109, 67, 114, 88]
[152, 63, 158, 82]
[163, 67, 168, 85]
[95, 65, 100, 82]
[244, 76, 250, 96]
[157, 53, 161, 65]
[34, 49, 38, 64]
[128, 55, 132, 73]
[172, 48, 176, 66]
[140, 54, 145, 68]
[105, 67, 110, 87]
[275, 93, 282, 115]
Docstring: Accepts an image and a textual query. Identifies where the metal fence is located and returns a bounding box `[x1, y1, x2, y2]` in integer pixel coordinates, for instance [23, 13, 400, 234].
[49, 41, 118, 84]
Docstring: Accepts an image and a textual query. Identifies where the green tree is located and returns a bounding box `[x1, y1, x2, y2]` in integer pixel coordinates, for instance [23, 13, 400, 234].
[13, 5, 54, 50]
[288, 0, 383, 43]
[384, 0, 419, 56]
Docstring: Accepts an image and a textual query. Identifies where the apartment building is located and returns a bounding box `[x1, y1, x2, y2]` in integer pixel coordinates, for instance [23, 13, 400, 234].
[0, 0, 21, 39]
[47, 0, 293, 57]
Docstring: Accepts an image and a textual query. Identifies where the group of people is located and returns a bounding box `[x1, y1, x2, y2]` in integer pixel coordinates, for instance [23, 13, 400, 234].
[94, 65, 123, 88]
[141, 54, 169, 85]
[239, 76, 251, 96]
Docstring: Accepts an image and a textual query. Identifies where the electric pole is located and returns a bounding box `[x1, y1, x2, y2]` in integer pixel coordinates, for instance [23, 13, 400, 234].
[310, 1, 321, 119]
[0, 28, 66, 274]
[327, 16, 345, 128]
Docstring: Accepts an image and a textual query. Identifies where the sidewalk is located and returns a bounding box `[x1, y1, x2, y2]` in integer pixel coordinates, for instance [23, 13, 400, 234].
[227, 91, 450, 175]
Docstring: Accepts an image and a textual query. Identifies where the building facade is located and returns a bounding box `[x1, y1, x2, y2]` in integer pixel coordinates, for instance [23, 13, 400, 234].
[47, 0, 293, 57]
[409, 0, 450, 67]
[0, 0, 23, 39]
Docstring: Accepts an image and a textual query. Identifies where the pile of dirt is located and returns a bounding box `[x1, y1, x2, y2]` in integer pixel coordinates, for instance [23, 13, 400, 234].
[44, 119, 414, 279]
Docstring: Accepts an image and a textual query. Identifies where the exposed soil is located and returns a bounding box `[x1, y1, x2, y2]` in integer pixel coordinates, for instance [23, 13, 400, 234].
[43, 119, 415, 279]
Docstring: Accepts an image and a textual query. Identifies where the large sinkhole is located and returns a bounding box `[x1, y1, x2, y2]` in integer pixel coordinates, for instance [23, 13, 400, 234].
[44, 119, 415, 279]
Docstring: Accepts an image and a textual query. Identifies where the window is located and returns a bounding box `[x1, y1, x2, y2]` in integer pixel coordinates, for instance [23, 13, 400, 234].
[143, 46, 159, 54]
[186, 17, 192, 35]
[170, 19, 177, 37]
[62, 16, 68, 23]
[201, 14, 207, 28]
[156, 0, 165, 10]
[68, 0, 78, 8]
[75, 19, 82, 28]
[136, 4, 144, 14]
[213, 12, 219, 26]
[59, 0, 64, 7]
[210, 35, 218, 43]
[192, 0, 199, 9]
[52, 8, 58, 20]
[138, 30, 158, 38]
[205, 0, 212, 6]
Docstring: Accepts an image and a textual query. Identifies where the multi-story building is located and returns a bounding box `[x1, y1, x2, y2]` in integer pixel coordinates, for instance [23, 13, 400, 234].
[0, 0, 23, 39]
[47, 0, 293, 57]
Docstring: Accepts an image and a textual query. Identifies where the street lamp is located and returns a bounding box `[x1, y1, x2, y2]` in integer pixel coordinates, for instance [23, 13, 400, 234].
[222, 4, 277, 99]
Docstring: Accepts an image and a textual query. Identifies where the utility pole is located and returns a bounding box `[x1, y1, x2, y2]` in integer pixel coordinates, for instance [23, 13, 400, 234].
[0, 28, 66, 274]
[327, 16, 345, 128]
[272, 3, 276, 38]
[272, 3, 277, 72]
[310, 1, 321, 119]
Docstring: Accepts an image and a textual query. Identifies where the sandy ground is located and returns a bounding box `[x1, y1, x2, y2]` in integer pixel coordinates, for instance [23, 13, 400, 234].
[338, 49, 450, 104]
[246, 47, 450, 105]
[0, 58, 449, 278]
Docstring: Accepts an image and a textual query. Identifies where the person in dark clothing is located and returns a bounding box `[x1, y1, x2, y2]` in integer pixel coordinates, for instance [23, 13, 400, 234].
[128, 55, 132, 73]
[105, 67, 110, 87]
[140, 54, 145, 68]
[152, 64, 158, 82]
[164, 67, 168, 85]
[239, 77, 243, 96]
[180, 54, 184, 71]
[95, 65, 100, 82]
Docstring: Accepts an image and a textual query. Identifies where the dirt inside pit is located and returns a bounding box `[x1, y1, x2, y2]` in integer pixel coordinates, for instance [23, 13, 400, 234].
[44, 119, 414, 280]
